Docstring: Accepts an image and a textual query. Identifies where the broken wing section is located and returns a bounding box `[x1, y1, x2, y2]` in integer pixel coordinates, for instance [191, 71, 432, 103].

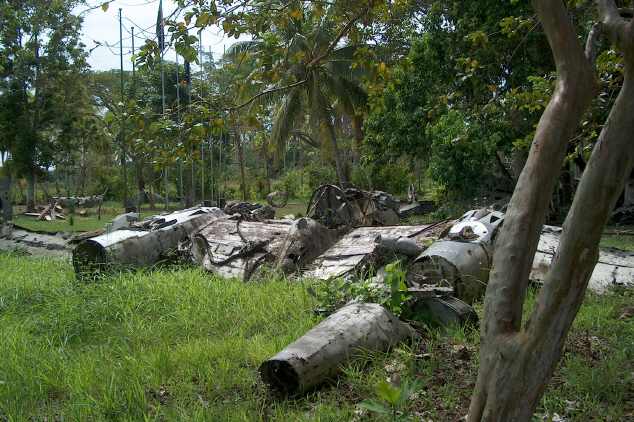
[72, 207, 225, 277]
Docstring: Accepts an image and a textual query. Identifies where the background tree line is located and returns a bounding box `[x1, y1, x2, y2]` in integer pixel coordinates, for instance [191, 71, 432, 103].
[0, 0, 625, 218]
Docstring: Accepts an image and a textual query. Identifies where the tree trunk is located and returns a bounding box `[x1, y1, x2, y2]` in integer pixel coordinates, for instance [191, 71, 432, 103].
[352, 114, 363, 163]
[136, 159, 145, 210]
[468, 2, 633, 421]
[26, 169, 36, 212]
[622, 171, 634, 207]
[327, 123, 348, 186]
[236, 132, 247, 201]
[189, 148, 196, 207]
[1, 175, 12, 223]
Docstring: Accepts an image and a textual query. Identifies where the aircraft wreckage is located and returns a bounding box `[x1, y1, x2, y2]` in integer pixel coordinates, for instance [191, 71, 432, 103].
[67, 185, 634, 394]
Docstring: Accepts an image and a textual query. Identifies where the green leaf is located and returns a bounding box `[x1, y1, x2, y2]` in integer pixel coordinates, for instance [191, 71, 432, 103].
[101, 2, 109, 12]
[375, 380, 401, 406]
[358, 400, 390, 414]
[195, 12, 210, 28]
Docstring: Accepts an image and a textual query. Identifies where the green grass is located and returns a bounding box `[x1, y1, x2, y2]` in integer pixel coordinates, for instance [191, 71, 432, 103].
[600, 233, 634, 251]
[0, 255, 631, 421]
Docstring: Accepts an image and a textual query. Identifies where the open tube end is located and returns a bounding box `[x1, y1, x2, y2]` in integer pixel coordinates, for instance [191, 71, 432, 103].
[258, 359, 300, 395]
[72, 240, 108, 279]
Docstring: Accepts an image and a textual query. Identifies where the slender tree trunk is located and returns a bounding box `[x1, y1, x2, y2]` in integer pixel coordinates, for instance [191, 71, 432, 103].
[352, 114, 363, 163]
[327, 123, 348, 186]
[236, 132, 248, 201]
[468, 2, 633, 421]
[136, 159, 145, 210]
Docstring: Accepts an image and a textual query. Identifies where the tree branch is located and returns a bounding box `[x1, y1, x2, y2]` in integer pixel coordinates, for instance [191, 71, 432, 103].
[307, 9, 367, 68]
[585, 23, 602, 65]
[597, 0, 633, 57]
[226, 80, 307, 112]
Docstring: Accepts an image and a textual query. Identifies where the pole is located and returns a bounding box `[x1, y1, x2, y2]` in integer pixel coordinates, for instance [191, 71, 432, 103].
[198, 30, 205, 203]
[131, 27, 136, 82]
[209, 46, 214, 204]
[160, 24, 168, 210]
[176, 52, 184, 207]
[119, 8, 128, 210]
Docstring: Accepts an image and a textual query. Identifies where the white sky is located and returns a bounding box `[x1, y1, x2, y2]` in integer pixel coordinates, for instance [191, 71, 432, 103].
[78, 0, 249, 71]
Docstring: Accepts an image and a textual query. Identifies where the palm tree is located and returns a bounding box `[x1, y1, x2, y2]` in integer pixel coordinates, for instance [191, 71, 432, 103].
[227, 15, 367, 186]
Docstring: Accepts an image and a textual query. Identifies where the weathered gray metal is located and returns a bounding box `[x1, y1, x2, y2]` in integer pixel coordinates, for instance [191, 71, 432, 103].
[275, 218, 338, 274]
[72, 207, 225, 276]
[406, 209, 504, 304]
[191, 218, 294, 280]
[407, 288, 479, 327]
[303, 222, 448, 281]
[531, 225, 634, 292]
[259, 303, 416, 394]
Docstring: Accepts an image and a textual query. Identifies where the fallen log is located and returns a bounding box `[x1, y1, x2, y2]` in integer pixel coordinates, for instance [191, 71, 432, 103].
[375, 234, 424, 257]
[72, 207, 225, 277]
[259, 303, 416, 394]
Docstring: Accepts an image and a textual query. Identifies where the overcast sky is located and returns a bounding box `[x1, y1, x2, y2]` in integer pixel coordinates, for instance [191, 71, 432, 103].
[78, 0, 248, 71]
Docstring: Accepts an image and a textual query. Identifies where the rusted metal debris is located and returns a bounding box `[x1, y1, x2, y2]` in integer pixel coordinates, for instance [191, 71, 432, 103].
[307, 185, 401, 228]
[407, 209, 504, 304]
[259, 303, 417, 394]
[72, 207, 225, 276]
[224, 201, 275, 221]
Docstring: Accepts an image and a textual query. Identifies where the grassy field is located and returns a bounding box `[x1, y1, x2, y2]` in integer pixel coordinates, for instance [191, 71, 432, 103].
[12, 200, 310, 234]
[0, 254, 631, 421]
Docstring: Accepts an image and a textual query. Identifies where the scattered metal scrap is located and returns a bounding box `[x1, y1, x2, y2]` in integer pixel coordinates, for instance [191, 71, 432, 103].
[0, 228, 71, 257]
[307, 185, 401, 228]
[398, 200, 436, 218]
[224, 201, 275, 221]
[53, 195, 104, 209]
